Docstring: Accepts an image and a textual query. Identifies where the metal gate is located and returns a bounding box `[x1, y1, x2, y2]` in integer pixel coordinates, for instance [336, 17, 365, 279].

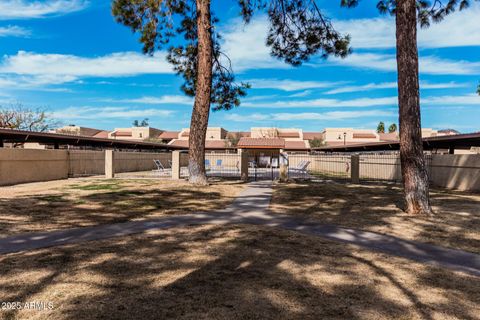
[247, 153, 281, 181]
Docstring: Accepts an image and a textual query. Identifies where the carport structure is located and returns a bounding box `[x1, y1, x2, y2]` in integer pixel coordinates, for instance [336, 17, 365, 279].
[237, 137, 285, 168]
[315, 132, 480, 153]
[0, 128, 186, 151]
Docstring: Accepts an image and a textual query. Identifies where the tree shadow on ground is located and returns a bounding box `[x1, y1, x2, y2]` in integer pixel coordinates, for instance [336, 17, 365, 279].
[0, 180, 243, 236]
[270, 181, 480, 253]
[0, 225, 478, 320]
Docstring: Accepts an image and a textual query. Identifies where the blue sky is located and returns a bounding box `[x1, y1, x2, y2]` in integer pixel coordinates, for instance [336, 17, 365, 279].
[0, 0, 479, 132]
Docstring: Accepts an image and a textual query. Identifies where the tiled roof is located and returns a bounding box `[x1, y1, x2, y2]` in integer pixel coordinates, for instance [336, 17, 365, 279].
[168, 139, 228, 149]
[237, 137, 285, 149]
[278, 131, 300, 138]
[324, 141, 348, 146]
[303, 132, 323, 140]
[159, 131, 180, 139]
[284, 141, 308, 150]
[113, 131, 132, 137]
[92, 130, 110, 139]
[181, 131, 190, 137]
[353, 133, 377, 139]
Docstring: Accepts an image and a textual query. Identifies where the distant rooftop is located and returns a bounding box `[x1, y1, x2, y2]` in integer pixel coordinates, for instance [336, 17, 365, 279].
[237, 137, 285, 149]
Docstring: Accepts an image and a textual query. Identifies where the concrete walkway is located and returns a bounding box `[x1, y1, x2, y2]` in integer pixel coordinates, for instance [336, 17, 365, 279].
[1, 181, 479, 277]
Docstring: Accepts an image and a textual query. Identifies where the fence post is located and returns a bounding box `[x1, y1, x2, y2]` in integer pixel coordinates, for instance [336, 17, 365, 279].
[279, 151, 288, 182]
[240, 150, 249, 181]
[351, 154, 360, 184]
[105, 150, 115, 179]
[172, 151, 181, 180]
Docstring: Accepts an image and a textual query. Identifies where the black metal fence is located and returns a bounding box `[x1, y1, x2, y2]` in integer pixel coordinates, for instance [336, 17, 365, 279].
[285, 152, 435, 183]
[144, 151, 435, 184]
[179, 153, 241, 179]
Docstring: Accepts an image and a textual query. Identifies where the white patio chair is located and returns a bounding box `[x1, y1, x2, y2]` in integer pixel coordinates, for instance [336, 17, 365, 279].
[153, 160, 170, 176]
[289, 160, 311, 178]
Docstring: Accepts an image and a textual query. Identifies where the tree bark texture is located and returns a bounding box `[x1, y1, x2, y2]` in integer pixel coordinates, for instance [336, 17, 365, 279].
[395, 0, 432, 214]
[188, 0, 213, 185]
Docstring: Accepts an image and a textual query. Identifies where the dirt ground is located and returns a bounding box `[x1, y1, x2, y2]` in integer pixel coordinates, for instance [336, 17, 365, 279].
[0, 178, 245, 237]
[0, 225, 478, 320]
[271, 181, 480, 254]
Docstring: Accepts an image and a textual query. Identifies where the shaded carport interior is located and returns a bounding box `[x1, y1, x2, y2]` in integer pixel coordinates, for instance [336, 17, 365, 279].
[314, 132, 480, 153]
[237, 137, 285, 167]
[0, 128, 187, 151]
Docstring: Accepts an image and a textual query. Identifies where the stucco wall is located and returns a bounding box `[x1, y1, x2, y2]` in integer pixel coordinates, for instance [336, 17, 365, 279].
[0, 148, 69, 186]
[430, 154, 480, 191]
[69, 150, 105, 177]
[114, 152, 171, 173]
[69, 151, 173, 176]
[288, 153, 478, 191]
[2, 149, 479, 192]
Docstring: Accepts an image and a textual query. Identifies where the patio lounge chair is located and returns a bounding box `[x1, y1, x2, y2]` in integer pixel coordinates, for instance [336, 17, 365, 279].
[153, 159, 170, 176]
[290, 160, 311, 175]
[290, 160, 306, 171]
[153, 159, 164, 171]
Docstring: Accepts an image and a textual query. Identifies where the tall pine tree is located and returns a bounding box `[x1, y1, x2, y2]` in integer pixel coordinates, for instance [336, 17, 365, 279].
[112, 0, 350, 185]
[341, 0, 478, 214]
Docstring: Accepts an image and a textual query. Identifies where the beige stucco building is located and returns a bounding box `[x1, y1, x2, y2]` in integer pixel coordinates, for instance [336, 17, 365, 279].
[54, 125, 110, 138]
[109, 127, 163, 141]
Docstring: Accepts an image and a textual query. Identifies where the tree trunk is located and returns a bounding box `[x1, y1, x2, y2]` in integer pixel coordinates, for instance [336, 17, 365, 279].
[188, 0, 213, 185]
[395, 0, 432, 214]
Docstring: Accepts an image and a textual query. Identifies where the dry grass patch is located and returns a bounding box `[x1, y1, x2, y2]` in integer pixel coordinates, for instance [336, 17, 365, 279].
[271, 181, 480, 253]
[0, 178, 245, 237]
[0, 225, 478, 320]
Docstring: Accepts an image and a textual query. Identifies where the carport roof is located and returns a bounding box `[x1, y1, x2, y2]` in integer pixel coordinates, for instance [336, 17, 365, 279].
[0, 128, 186, 151]
[314, 132, 480, 152]
[237, 137, 285, 149]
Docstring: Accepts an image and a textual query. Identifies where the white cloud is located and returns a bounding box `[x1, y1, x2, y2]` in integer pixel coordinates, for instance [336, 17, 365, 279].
[219, 9, 480, 75]
[107, 95, 193, 105]
[331, 53, 480, 75]
[52, 106, 174, 120]
[0, 25, 30, 37]
[272, 110, 395, 121]
[325, 81, 467, 95]
[420, 81, 470, 90]
[325, 82, 397, 95]
[423, 94, 480, 105]
[221, 17, 286, 72]
[0, 0, 89, 20]
[335, 2, 480, 49]
[247, 78, 342, 91]
[419, 56, 480, 75]
[224, 113, 271, 122]
[288, 90, 312, 98]
[0, 51, 173, 86]
[243, 96, 397, 108]
[225, 110, 395, 122]
[242, 93, 479, 110]
[1, 51, 172, 77]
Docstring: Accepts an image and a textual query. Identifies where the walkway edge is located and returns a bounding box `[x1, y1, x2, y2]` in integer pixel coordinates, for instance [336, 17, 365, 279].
[1, 181, 479, 277]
